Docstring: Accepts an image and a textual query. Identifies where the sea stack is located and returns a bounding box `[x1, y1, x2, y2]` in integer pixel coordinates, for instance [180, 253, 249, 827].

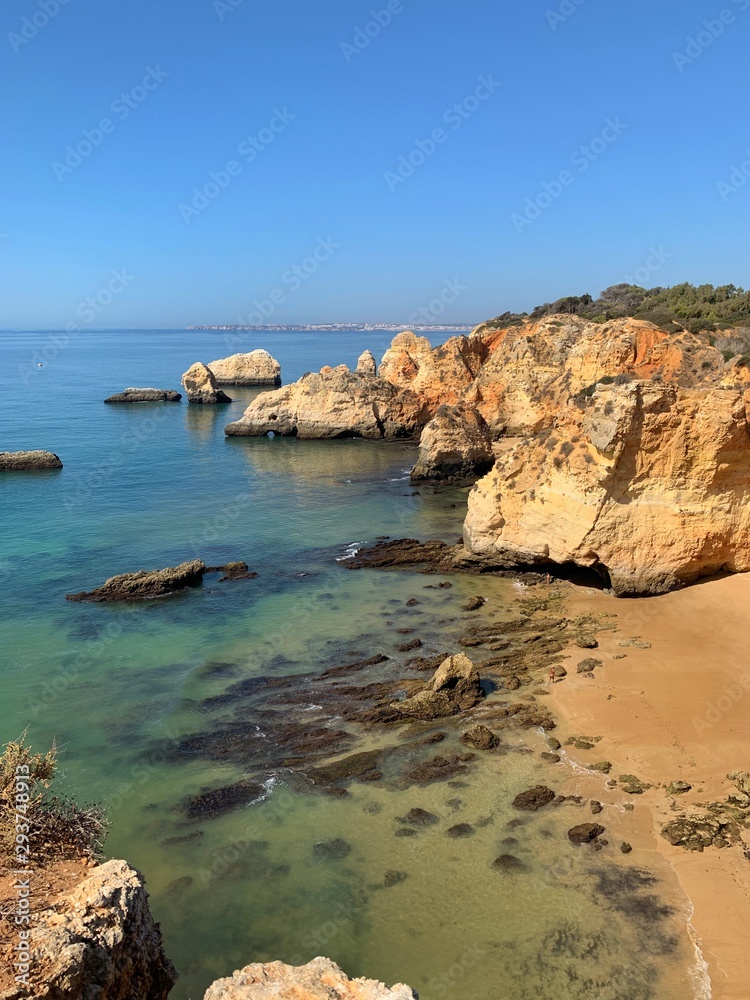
[356, 349, 377, 376]
[207, 350, 281, 386]
[181, 362, 232, 404]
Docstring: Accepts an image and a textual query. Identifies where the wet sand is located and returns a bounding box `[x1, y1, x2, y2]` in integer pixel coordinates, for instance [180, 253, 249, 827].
[553, 574, 750, 1000]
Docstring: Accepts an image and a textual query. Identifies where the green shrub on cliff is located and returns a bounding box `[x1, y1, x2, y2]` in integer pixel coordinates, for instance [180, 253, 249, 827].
[0, 733, 107, 864]
[484, 282, 750, 334]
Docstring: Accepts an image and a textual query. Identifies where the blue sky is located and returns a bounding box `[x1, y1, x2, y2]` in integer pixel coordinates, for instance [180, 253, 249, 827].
[1, 0, 748, 329]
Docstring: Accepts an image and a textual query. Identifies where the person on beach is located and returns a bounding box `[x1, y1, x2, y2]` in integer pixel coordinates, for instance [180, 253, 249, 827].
[548, 666, 556, 685]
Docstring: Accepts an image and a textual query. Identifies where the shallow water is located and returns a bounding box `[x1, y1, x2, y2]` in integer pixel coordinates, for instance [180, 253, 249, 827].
[0, 330, 702, 998]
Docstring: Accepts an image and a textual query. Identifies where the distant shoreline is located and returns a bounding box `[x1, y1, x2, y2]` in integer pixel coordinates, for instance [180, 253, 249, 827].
[187, 324, 475, 332]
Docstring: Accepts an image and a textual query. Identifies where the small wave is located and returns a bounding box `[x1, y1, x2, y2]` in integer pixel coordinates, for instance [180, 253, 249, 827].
[249, 775, 279, 806]
[300, 703, 323, 711]
[336, 541, 362, 562]
[387, 475, 410, 482]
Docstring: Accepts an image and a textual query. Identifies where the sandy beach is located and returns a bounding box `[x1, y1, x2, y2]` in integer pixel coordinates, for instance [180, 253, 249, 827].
[553, 574, 750, 999]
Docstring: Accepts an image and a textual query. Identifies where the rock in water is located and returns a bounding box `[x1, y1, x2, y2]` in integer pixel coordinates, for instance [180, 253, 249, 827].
[356, 349, 377, 376]
[568, 822, 606, 845]
[104, 388, 182, 403]
[2, 860, 177, 1000]
[0, 450, 63, 471]
[66, 560, 207, 602]
[410, 403, 495, 483]
[207, 350, 282, 386]
[224, 365, 427, 440]
[512, 785, 556, 811]
[394, 653, 484, 720]
[203, 957, 417, 999]
[464, 381, 750, 595]
[182, 362, 232, 404]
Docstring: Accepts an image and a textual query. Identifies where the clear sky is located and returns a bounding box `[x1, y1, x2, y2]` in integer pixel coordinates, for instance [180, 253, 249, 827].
[1, 0, 748, 329]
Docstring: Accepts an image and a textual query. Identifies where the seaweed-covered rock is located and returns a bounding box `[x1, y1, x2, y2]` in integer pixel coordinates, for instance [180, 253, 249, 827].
[66, 560, 208, 602]
[568, 823, 605, 845]
[512, 785, 555, 812]
[460, 724, 499, 751]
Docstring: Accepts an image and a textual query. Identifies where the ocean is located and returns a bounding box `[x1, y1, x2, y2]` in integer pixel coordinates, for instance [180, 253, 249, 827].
[0, 328, 702, 999]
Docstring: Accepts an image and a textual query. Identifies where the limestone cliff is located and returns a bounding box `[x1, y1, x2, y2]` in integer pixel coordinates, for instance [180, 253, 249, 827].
[463, 381, 750, 595]
[410, 403, 494, 483]
[182, 363, 232, 404]
[0, 860, 177, 1000]
[224, 365, 427, 440]
[203, 957, 417, 999]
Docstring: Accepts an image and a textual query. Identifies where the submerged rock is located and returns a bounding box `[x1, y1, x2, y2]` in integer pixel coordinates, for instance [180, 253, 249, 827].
[104, 388, 181, 403]
[182, 362, 232, 404]
[0, 450, 62, 471]
[492, 854, 529, 874]
[313, 838, 352, 860]
[460, 723, 500, 751]
[203, 956, 417, 999]
[410, 402, 494, 483]
[2, 859, 177, 1000]
[207, 350, 281, 386]
[184, 779, 267, 819]
[402, 807, 439, 827]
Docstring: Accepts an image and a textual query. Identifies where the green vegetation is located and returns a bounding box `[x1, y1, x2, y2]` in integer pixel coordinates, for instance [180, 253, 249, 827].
[1, 733, 107, 864]
[483, 282, 750, 334]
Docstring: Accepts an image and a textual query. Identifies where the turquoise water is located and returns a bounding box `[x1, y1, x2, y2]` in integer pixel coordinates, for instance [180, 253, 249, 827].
[1, 330, 702, 999]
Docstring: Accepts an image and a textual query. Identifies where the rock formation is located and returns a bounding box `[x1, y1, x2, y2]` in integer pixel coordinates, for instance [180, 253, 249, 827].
[0, 450, 63, 471]
[225, 366, 426, 440]
[65, 560, 254, 602]
[2, 859, 177, 1000]
[104, 389, 182, 403]
[181, 363, 232, 404]
[394, 652, 484, 719]
[379, 331, 486, 413]
[410, 403, 494, 483]
[203, 957, 417, 999]
[464, 380, 750, 595]
[355, 350, 377, 376]
[207, 351, 281, 386]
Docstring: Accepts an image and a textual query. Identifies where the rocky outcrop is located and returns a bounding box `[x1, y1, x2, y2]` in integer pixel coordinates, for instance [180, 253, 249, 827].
[356, 350, 377, 376]
[394, 653, 484, 719]
[104, 389, 182, 403]
[464, 316, 729, 436]
[0, 451, 62, 471]
[2, 860, 177, 1000]
[464, 381, 750, 595]
[66, 561, 255, 602]
[203, 957, 416, 999]
[379, 331, 486, 413]
[411, 403, 494, 483]
[224, 366, 427, 440]
[207, 351, 281, 386]
[181, 363, 232, 404]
